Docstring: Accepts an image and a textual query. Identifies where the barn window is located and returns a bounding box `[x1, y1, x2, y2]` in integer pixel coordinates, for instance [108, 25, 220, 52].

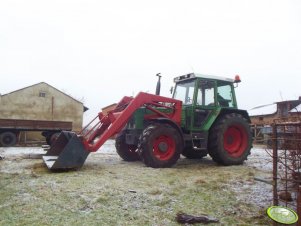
[39, 92, 46, 97]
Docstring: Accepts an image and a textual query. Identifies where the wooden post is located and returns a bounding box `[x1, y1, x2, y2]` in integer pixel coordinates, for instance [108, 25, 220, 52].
[51, 96, 54, 120]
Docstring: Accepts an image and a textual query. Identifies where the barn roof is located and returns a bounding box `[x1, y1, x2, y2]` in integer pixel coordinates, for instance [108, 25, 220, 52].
[1, 82, 89, 112]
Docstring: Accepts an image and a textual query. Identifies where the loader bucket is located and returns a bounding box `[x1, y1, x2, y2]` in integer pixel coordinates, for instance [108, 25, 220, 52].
[42, 131, 90, 171]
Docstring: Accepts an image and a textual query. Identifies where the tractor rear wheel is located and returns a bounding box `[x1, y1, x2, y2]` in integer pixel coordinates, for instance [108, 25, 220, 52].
[208, 113, 251, 165]
[0, 132, 17, 147]
[115, 131, 140, 161]
[138, 123, 183, 168]
[182, 146, 207, 159]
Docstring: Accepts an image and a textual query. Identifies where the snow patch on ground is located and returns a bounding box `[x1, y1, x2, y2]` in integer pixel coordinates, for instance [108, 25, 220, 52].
[246, 148, 273, 171]
[0, 140, 116, 157]
[96, 140, 116, 154]
[0, 147, 46, 156]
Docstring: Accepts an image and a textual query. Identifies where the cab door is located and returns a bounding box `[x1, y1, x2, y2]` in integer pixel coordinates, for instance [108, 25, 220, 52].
[192, 79, 216, 130]
[172, 79, 196, 131]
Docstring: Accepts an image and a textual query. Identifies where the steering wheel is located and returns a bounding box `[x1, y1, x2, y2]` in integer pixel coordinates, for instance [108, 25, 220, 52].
[185, 97, 192, 104]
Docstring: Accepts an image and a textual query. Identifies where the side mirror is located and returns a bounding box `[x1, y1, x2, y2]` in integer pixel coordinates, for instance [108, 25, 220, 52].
[170, 86, 174, 94]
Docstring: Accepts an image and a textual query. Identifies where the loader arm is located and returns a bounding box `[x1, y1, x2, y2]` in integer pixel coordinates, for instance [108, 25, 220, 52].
[80, 92, 182, 152]
[43, 92, 182, 170]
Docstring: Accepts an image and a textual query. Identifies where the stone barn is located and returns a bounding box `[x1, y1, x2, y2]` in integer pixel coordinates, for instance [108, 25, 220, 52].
[0, 82, 88, 144]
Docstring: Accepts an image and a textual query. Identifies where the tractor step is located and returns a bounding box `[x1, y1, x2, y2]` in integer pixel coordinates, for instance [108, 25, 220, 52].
[191, 132, 208, 150]
[42, 131, 90, 171]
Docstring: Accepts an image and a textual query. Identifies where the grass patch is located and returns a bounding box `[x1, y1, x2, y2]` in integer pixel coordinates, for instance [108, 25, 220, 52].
[0, 154, 271, 225]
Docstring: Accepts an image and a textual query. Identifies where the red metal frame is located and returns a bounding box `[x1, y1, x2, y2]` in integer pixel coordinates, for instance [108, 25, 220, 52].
[79, 92, 182, 152]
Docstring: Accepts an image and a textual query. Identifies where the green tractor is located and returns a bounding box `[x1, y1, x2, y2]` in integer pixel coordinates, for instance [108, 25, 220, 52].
[116, 73, 252, 168]
[43, 73, 252, 170]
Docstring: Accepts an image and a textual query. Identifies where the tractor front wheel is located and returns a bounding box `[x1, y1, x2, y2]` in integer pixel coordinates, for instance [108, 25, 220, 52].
[208, 113, 251, 165]
[138, 123, 183, 168]
[115, 131, 140, 161]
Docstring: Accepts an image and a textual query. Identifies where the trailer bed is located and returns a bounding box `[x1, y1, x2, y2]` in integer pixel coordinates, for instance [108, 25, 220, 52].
[0, 119, 72, 131]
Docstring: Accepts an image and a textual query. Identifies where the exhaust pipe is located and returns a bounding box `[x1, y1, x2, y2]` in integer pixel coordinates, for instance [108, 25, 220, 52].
[155, 73, 161, 95]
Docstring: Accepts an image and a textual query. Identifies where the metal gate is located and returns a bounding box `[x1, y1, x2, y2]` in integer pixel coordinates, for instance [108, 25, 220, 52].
[271, 120, 301, 225]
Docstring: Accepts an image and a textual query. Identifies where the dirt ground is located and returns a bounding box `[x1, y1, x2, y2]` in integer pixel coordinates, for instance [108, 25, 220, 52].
[0, 141, 274, 225]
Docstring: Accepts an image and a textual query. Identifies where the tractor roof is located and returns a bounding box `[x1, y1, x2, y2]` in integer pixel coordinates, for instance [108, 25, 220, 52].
[174, 73, 237, 83]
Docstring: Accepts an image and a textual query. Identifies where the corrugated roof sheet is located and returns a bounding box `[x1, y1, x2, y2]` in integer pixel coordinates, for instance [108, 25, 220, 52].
[249, 103, 277, 116]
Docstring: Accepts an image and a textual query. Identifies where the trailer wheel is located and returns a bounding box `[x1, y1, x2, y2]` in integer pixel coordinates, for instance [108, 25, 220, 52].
[0, 132, 17, 147]
[138, 123, 183, 168]
[208, 113, 251, 165]
[182, 146, 207, 159]
[115, 131, 140, 161]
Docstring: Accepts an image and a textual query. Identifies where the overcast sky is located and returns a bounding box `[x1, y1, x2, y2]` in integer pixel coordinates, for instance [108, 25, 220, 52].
[1, 0, 300, 123]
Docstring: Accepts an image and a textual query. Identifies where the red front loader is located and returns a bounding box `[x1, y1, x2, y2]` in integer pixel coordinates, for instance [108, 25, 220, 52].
[43, 92, 182, 170]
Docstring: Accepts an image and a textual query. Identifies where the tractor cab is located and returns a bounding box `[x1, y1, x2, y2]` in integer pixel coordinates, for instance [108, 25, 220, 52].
[172, 73, 244, 152]
[173, 73, 239, 108]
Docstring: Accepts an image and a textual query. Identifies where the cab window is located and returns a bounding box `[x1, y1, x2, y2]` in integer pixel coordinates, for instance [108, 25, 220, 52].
[197, 80, 215, 106]
[217, 83, 234, 107]
[173, 81, 195, 105]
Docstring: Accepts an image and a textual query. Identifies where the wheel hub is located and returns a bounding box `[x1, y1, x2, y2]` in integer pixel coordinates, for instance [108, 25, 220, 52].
[153, 135, 176, 161]
[223, 125, 248, 157]
[226, 136, 234, 145]
[4, 137, 11, 143]
[158, 142, 168, 153]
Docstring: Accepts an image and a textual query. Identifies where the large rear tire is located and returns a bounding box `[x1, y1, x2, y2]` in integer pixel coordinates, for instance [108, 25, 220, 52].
[0, 132, 17, 147]
[208, 113, 251, 165]
[115, 131, 140, 161]
[138, 123, 183, 168]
